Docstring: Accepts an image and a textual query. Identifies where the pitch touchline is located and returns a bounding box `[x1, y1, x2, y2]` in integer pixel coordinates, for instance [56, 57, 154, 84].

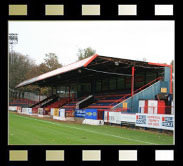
[12, 114, 158, 145]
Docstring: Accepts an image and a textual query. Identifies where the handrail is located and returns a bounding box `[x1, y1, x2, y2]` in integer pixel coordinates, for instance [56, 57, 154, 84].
[133, 77, 163, 94]
[31, 94, 57, 108]
[109, 77, 163, 107]
[108, 94, 131, 107]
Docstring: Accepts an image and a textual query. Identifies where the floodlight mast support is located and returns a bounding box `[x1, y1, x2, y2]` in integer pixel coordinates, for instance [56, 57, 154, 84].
[8, 33, 18, 64]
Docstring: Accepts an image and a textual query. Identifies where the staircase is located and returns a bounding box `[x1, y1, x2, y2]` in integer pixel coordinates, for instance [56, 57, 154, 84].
[30, 94, 57, 108]
[45, 97, 70, 109]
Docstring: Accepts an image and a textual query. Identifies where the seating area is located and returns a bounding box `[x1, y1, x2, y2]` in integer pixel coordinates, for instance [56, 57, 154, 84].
[45, 97, 69, 109]
[9, 98, 37, 107]
[86, 92, 131, 109]
[10, 90, 132, 111]
[30, 97, 70, 114]
[58, 91, 131, 110]
[62, 97, 86, 109]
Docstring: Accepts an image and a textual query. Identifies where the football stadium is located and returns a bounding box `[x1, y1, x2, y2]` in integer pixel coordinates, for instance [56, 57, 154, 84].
[9, 54, 174, 145]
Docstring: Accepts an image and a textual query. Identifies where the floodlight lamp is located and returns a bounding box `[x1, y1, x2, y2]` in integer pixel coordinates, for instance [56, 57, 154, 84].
[9, 33, 18, 44]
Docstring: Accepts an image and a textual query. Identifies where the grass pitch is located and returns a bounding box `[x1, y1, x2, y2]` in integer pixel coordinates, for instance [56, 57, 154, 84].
[9, 112, 173, 145]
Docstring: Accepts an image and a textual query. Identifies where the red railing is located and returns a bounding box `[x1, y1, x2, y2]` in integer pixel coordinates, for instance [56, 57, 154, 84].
[108, 77, 163, 107]
[133, 77, 163, 94]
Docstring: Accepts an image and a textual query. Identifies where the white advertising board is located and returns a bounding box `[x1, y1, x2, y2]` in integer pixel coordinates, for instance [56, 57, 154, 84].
[59, 108, 65, 118]
[107, 112, 121, 124]
[28, 108, 32, 114]
[83, 119, 104, 125]
[104, 112, 136, 124]
[38, 108, 44, 115]
[9, 106, 22, 112]
[21, 108, 32, 114]
[136, 113, 174, 130]
[22, 108, 26, 114]
[148, 100, 158, 114]
[104, 111, 120, 123]
[17, 107, 21, 113]
[9, 106, 18, 111]
[51, 108, 54, 116]
[121, 113, 136, 123]
[171, 100, 174, 115]
[139, 100, 145, 113]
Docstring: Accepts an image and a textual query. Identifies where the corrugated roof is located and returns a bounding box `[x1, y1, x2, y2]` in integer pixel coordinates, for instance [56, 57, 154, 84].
[16, 54, 98, 88]
[16, 54, 166, 88]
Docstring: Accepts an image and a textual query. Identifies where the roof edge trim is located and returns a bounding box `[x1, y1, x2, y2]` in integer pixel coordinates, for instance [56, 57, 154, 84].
[148, 62, 172, 67]
[83, 54, 98, 67]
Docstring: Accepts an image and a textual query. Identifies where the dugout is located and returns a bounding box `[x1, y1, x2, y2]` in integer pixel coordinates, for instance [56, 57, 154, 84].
[16, 54, 173, 113]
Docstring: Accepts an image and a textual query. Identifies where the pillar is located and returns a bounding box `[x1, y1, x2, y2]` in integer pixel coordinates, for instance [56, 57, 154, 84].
[131, 66, 135, 96]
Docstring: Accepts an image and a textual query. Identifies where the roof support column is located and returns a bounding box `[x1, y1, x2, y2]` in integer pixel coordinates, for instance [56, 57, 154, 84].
[68, 85, 71, 102]
[39, 88, 41, 102]
[91, 80, 96, 95]
[51, 87, 53, 96]
[131, 66, 135, 96]
[170, 65, 173, 94]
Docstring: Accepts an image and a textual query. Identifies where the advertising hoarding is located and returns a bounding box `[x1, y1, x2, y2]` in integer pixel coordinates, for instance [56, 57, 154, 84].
[104, 112, 136, 124]
[59, 108, 65, 118]
[75, 109, 86, 118]
[136, 113, 174, 130]
[85, 109, 97, 120]
[121, 113, 136, 123]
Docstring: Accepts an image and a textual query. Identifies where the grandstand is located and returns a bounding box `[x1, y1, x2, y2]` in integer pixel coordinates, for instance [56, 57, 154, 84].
[15, 54, 173, 123]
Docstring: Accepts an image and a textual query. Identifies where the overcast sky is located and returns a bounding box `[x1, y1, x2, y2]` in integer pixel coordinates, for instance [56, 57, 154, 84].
[9, 21, 174, 66]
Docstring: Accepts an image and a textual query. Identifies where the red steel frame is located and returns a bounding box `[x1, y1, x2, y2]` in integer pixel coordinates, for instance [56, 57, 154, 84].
[131, 66, 135, 96]
[69, 85, 71, 102]
[170, 65, 173, 94]
[106, 76, 163, 108]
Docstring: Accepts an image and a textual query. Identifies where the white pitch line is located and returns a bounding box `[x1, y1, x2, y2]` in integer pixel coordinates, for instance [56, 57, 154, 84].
[11, 114, 158, 145]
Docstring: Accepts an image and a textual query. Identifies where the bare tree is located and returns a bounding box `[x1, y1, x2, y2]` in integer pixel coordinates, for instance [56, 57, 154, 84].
[77, 47, 96, 60]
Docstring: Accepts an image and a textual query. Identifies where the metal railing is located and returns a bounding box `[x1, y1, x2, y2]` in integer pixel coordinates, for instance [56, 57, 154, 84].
[109, 77, 163, 107]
